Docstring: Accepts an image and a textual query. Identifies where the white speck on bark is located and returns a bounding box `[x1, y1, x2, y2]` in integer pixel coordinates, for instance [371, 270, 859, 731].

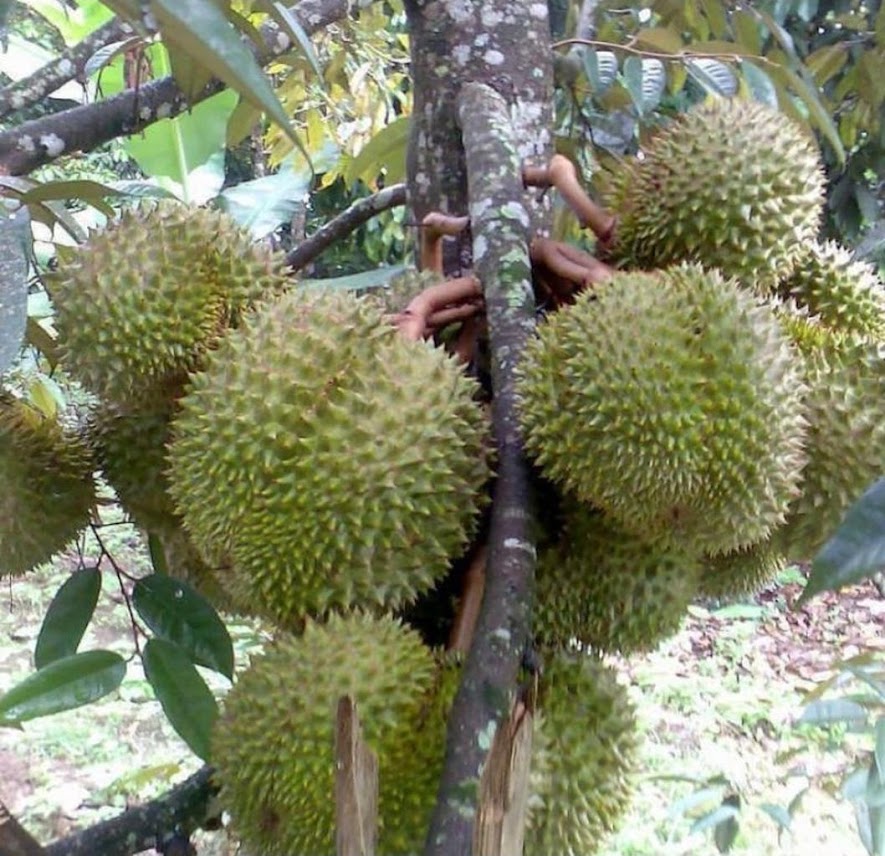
[156, 102, 173, 119]
[40, 133, 65, 157]
[474, 33, 489, 47]
[18, 136, 35, 153]
[11, 93, 24, 109]
[484, 49, 505, 66]
[276, 32, 291, 52]
[480, 8, 504, 26]
[139, 105, 152, 120]
[444, 0, 473, 23]
[530, 3, 548, 18]
[58, 58, 74, 75]
[470, 198, 493, 220]
[453, 44, 471, 65]
[474, 234, 488, 260]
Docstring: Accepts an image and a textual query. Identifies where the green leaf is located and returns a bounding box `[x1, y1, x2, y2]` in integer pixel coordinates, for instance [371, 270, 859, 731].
[300, 264, 406, 293]
[583, 49, 618, 93]
[759, 802, 792, 830]
[690, 803, 739, 836]
[635, 27, 682, 53]
[252, 0, 323, 78]
[798, 698, 869, 729]
[0, 650, 125, 724]
[686, 58, 737, 96]
[624, 57, 666, 114]
[802, 477, 885, 602]
[22, 180, 121, 217]
[215, 165, 312, 239]
[142, 638, 218, 761]
[343, 116, 410, 186]
[713, 796, 740, 852]
[148, 533, 169, 575]
[149, 0, 307, 159]
[741, 60, 778, 107]
[733, 10, 762, 55]
[0, 205, 30, 375]
[806, 44, 848, 87]
[23, 0, 114, 44]
[133, 574, 234, 680]
[876, 718, 885, 786]
[35, 569, 102, 669]
[25, 318, 60, 368]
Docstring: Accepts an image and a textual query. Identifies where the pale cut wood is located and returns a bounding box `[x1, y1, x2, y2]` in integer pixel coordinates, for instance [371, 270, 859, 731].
[335, 696, 379, 856]
[473, 701, 534, 856]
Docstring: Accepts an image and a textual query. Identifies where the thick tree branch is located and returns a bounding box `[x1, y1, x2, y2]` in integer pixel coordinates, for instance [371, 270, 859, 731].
[42, 767, 217, 856]
[0, 0, 348, 176]
[424, 81, 537, 856]
[286, 183, 407, 271]
[0, 18, 134, 121]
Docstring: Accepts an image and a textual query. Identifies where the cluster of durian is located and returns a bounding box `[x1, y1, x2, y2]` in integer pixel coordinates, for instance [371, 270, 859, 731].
[519, 97, 885, 667]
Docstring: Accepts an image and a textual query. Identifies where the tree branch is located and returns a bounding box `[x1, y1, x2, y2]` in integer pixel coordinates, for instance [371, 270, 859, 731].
[43, 767, 217, 856]
[0, 0, 349, 176]
[286, 183, 407, 272]
[0, 18, 134, 121]
[423, 81, 537, 856]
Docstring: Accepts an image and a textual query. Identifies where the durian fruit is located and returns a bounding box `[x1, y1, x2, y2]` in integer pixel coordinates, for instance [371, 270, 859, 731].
[698, 539, 786, 600]
[211, 613, 435, 856]
[167, 289, 490, 626]
[778, 337, 885, 561]
[535, 504, 699, 654]
[89, 396, 180, 534]
[776, 240, 885, 339]
[50, 201, 289, 404]
[597, 98, 825, 292]
[517, 264, 808, 555]
[0, 394, 95, 575]
[525, 654, 639, 855]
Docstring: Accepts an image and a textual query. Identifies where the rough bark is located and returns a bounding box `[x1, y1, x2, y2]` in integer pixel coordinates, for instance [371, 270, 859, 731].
[0, 0, 348, 176]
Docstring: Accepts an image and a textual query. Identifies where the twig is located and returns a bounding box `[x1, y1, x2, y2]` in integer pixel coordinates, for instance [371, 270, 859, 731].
[286, 184, 407, 272]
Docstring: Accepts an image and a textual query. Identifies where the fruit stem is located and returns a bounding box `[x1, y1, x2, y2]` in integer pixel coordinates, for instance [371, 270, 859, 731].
[394, 276, 483, 341]
[421, 213, 471, 273]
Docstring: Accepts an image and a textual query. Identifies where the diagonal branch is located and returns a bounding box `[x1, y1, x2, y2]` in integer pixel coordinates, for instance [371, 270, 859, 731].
[0, 18, 134, 121]
[423, 81, 537, 856]
[0, 0, 348, 176]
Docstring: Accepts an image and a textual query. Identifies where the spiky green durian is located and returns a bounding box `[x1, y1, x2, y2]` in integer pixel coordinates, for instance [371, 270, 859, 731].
[526, 654, 639, 855]
[597, 99, 825, 292]
[89, 396, 180, 534]
[517, 264, 808, 555]
[167, 289, 490, 626]
[778, 338, 885, 561]
[535, 505, 699, 654]
[777, 240, 885, 339]
[0, 395, 95, 575]
[698, 539, 786, 599]
[212, 613, 435, 856]
[50, 201, 289, 403]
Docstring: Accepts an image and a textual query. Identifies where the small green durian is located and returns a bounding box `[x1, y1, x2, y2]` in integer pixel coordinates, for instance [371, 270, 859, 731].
[698, 540, 786, 600]
[517, 264, 808, 555]
[0, 394, 95, 575]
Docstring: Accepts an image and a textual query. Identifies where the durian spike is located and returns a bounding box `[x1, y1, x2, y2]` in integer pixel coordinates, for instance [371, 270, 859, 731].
[523, 154, 616, 244]
[531, 237, 614, 299]
[394, 275, 482, 341]
[448, 542, 488, 654]
[420, 212, 471, 273]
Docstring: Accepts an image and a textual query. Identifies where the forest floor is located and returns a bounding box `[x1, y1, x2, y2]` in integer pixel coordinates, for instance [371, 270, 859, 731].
[0, 521, 882, 856]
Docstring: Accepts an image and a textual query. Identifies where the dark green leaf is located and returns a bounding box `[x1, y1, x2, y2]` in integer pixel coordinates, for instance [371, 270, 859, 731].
[713, 796, 740, 852]
[142, 638, 218, 761]
[215, 166, 312, 239]
[149, 0, 308, 159]
[22, 180, 120, 217]
[741, 60, 778, 107]
[686, 58, 737, 96]
[300, 265, 406, 293]
[133, 574, 233, 679]
[148, 533, 168, 575]
[35, 568, 102, 668]
[0, 205, 30, 375]
[759, 802, 792, 830]
[25, 317, 60, 369]
[802, 478, 885, 602]
[0, 651, 125, 724]
[690, 803, 739, 835]
[83, 36, 143, 78]
[583, 49, 618, 93]
[798, 698, 869, 728]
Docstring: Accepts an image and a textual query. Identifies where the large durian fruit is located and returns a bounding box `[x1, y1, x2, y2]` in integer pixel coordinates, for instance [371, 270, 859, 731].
[517, 264, 808, 556]
[167, 289, 490, 626]
[49, 201, 289, 404]
[525, 654, 639, 855]
[698, 539, 786, 600]
[597, 98, 825, 292]
[211, 613, 436, 856]
[535, 504, 699, 654]
[776, 240, 885, 339]
[0, 394, 95, 576]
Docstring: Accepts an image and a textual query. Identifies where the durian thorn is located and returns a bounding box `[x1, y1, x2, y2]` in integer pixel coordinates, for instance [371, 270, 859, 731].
[531, 237, 614, 294]
[523, 154, 617, 244]
[420, 212, 471, 274]
[448, 542, 487, 654]
[395, 275, 482, 341]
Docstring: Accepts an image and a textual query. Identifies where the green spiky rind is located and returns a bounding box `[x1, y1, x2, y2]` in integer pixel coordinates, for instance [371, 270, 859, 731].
[526, 654, 638, 855]
[378, 656, 462, 855]
[517, 264, 808, 554]
[0, 395, 95, 575]
[535, 506, 699, 654]
[167, 290, 490, 626]
[778, 241, 885, 339]
[779, 339, 885, 561]
[212, 613, 435, 856]
[51, 201, 289, 403]
[89, 397, 180, 534]
[600, 99, 825, 291]
[698, 540, 786, 599]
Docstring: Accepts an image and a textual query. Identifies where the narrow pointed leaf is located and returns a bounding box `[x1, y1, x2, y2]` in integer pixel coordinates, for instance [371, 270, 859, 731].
[343, 116, 410, 186]
[0, 650, 125, 723]
[253, 0, 323, 78]
[149, 0, 307, 158]
[876, 718, 885, 786]
[133, 574, 233, 679]
[142, 638, 218, 761]
[798, 698, 869, 728]
[35, 568, 102, 668]
[690, 803, 739, 835]
[759, 802, 792, 830]
[741, 60, 778, 107]
[0, 205, 30, 374]
[802, 478, 885, 602]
